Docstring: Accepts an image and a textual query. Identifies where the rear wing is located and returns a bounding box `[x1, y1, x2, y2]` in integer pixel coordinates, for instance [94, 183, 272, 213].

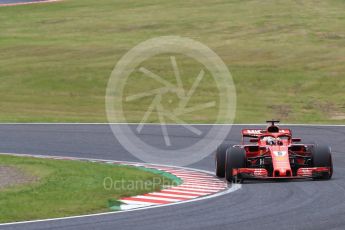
[242, 129, 265, 138]
[242, 129, 292, 138]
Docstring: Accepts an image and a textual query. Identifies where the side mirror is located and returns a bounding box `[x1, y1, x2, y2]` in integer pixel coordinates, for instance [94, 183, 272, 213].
[250, 138, 259, 143]
[292, 138, 301, 142]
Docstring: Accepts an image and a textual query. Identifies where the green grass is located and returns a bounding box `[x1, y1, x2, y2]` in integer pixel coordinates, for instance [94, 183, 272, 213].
[0, 0, 344, 123]
[0, 155, 175, 223]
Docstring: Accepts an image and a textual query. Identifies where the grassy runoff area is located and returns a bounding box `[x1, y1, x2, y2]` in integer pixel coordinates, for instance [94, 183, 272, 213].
[0, 155, 175, 223]
[0, 0, 344, 123]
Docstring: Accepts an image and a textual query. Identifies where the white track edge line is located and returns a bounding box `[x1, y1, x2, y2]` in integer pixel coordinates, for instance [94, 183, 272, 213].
[0, 0, 62, 7]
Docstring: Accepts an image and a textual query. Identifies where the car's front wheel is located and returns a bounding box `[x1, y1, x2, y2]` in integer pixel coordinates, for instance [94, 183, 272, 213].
[215, 143, 231, 178]
[225, 147, 246, 183]
[311, 144, 333, 180]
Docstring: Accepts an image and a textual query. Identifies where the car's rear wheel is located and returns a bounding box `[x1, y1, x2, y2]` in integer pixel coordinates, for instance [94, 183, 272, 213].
[225, 147, 246, 183]
[215, 143, 230, 178]
[311, 144, 333, 180]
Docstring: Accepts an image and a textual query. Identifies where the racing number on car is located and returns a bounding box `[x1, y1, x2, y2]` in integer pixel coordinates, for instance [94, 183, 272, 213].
[273, 151, 286, 156]
[273, 151, 287, 161]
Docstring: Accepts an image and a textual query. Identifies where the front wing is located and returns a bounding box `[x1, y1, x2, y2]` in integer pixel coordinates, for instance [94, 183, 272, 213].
[232, 167, 331, 179]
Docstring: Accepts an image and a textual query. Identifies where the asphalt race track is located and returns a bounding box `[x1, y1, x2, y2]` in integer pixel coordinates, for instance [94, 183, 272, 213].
[0, 124, 345, 230]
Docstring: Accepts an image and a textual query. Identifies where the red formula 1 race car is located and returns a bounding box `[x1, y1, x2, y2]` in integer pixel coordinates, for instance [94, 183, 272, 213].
[215, 121, 333, 183]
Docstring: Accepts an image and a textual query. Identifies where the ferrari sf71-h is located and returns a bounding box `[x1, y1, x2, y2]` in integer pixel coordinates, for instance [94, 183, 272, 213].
[215, 121, 333, 183]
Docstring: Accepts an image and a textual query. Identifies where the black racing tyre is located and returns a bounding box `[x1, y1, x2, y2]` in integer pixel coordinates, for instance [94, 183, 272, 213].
[215, 143, 231, 178]
[311, 144, 333, 180]
[225, 147, 246, 183]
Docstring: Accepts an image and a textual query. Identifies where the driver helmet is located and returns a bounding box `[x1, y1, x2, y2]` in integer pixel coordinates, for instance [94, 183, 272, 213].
[264, 136, 276, 145]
